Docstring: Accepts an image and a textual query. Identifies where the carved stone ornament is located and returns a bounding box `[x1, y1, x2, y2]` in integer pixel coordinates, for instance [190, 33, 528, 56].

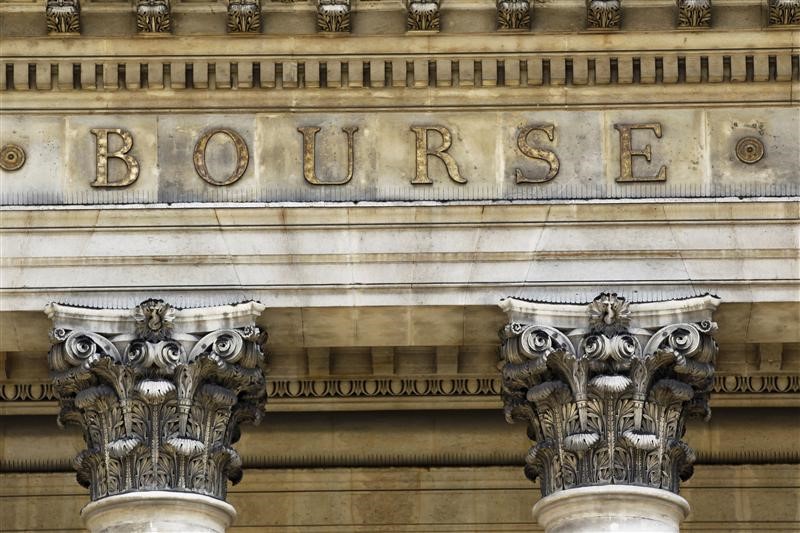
[735, 137, 765, 164]
[407, 0, 440, 32]
[587, 0, 621, 29]
[136, 0, 171, 33]
[46, 0, 81, 35]
[497, 0, 531, 31]
[317, 0, 351, 33]
[499, 293, 720, 497]
[227, 0, 262, 33]
[0, 144, 26, 171]
[769, 0, 800, 25]
[677, 0, 711, 28]
[46, 300, 267, 502]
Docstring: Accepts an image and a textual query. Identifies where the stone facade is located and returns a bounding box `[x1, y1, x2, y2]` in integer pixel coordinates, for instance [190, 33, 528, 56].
[1, 1, 799, 531]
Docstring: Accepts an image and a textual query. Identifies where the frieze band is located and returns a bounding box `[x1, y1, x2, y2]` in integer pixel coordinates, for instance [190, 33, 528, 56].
[31, 121, 780, 189]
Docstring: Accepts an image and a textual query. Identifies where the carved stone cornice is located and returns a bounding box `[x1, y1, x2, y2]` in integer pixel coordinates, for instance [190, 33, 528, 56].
[46, 0, 80, 35]
[500, 293, 720, 497]
[677, 0, 711, 28]
[46, 299, 267, 502]
[587, 0, 621, 29]
[769, 0, 800, 25]
[136, 0, 171, 33]
[227, 0, 262, 33]
[497, 0, 531, 31]
[317, 0, 351, 33]
[407, 0, 440, 32]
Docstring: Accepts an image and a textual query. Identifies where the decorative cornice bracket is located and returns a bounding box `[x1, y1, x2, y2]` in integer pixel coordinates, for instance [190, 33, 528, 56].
[587, 0, 621, 30]
[318, 0, 351, 33]
[677, 0, 711, 28]
[769, 0, 800, 25]
[497, 0, 531, 31]
[227, 0, 262, 33]
[46, 0, 81, 35]
[407, 0, 440, 32]
[136, 0, 172, 33]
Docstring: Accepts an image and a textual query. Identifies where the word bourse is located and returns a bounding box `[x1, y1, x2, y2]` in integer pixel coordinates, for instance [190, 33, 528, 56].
[90, 122, 673, 187]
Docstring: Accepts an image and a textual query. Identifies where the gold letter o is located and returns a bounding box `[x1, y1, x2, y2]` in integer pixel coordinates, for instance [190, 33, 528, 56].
[193, 128, 250, 186]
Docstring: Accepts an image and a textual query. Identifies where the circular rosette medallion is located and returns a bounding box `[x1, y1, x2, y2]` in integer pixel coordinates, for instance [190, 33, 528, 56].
[0, 144, 25, 171]
[735, 137, 765, 164]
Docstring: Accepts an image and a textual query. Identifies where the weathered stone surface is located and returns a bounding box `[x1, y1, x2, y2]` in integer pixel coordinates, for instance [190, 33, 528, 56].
[1, 202, 796, 314]
[1, 108, 797, 203]
[500, 294, 720, 496]
[532, 485, 690, 533]
[46, 300, 267, 501]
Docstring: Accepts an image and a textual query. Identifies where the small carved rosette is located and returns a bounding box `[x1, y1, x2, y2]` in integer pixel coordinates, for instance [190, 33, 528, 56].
[677, 0, 711, 28]
[46, 0, 81, 34]
[317, 0, 351, 33]
[228, 0, 262, 33]
[136, 0, 172, 33]
[407, 0, 440, 32]
[769, 0, 800, 25]
[500, 293, 718, 497]
[587, 0, 621, 29]
[497, 0, 531, 31]
[47, 300, 267, 501]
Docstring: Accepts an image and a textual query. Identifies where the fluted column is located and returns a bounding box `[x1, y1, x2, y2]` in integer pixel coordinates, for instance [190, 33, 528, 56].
[499, 293, 720, 533]
[46, 299, 267, 533]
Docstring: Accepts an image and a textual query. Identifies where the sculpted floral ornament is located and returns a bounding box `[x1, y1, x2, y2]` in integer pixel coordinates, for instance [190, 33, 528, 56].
[497, 0, 530, 31]
[587, 0, 621, 29]
[677, 0, 711, 28]
[769, 0, 800, 25]
[407, 0, 440, 31]
[500, 293, 719, 497]
[133, 299, 175, 342]
[136, 0, 171, 33]
[47, 300, 267, 501]
[227, 0, 262, 33]
[317, 0, 351, 33]
[46, 0, 81, 34]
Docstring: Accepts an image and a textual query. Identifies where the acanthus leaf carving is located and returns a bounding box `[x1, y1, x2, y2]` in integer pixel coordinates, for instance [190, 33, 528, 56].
[317, 0, 351, 33]
[677, 0, 711, 28]
[227, 0, 262, 33]
[46, 0, 81, 35]
[407, 0, 440, 32]
[587, 0, 621, 29]
[500, 293, 719, 497]
[497, 0, 531, 31]
[769, 0, 800, 25]
[136, 0, 172, 33]
[47, 300, 267, 502]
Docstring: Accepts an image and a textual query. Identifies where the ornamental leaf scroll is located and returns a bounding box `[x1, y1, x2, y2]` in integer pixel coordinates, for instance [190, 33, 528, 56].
[48, 300, 267, 501]
[500, 293, 718, 496]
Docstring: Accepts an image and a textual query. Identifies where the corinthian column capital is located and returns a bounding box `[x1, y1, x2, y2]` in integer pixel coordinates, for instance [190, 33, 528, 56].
[46, 299, 267, 503]
[499, 293, 720, 498]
